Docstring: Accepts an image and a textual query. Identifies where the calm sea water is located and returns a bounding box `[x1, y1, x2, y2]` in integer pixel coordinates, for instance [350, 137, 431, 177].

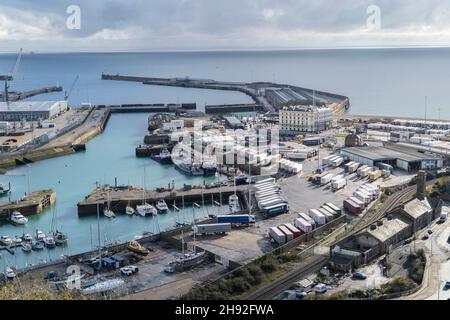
[0, 48, 450, 270]
[1, 48, 450, 118]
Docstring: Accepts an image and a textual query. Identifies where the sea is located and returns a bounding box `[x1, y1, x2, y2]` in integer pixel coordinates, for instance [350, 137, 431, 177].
[0, 48, 449, 270]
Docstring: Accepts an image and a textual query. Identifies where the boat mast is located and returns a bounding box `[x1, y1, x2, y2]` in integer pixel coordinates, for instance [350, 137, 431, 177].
[97, 203, 101, 269]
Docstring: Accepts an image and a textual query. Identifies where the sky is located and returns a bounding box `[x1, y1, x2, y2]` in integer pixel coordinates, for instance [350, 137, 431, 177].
[1, 0, 450, 52]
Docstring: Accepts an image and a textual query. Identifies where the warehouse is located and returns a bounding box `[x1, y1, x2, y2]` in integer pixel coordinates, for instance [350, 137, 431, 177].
[0, 101, 69, 121]
[341, 145, 443, 171]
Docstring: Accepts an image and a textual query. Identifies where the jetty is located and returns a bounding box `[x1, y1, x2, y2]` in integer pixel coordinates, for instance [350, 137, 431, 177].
[77, 185, 248, 216]
[0, 189, 56, 219]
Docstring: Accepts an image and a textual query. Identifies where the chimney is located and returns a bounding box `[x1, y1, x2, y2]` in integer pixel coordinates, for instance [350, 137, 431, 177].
[417, 170, 427, 199]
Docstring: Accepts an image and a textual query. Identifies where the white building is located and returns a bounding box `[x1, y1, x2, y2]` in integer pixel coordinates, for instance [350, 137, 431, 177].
[0, 101, 68, 121]
[279, 105, 333, 133]
[161, 119, 184, 132]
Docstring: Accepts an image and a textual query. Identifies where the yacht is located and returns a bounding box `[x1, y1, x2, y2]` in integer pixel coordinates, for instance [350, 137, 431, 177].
[169, 251, 206, 272]
[22, 234, 33, 242]
[103, 208, 116, 218]
[21, 242, 32, 253]
[155, 199, 169, 213]
[136, 203, 157, 217]
[126, 205, 135, 216]
[53, 230, 68, 246]
[32, 241, 44, 251]
[10, 211, 28, 225]
[43, 236, 56, 248]
[13, 236, 22, 245]
[229, 194, 240, 213]
[0, 235, 12, 246]
[35, 230, 46, 242]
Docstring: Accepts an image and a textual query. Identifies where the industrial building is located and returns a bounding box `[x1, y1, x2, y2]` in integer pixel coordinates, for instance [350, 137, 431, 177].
[222, 116, 245, 129]
[265, 88, 327, 109]
[0, 101, 68, 121]
[279, 105, 333, 134]
[341, 145, 443, 171]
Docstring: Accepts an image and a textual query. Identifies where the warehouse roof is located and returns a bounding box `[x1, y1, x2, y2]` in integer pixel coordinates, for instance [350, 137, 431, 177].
[366, 218, 409, 243]
[0, 101, 63, 112]
[403, 198, 432, 219]
[342, 145, 441, 162]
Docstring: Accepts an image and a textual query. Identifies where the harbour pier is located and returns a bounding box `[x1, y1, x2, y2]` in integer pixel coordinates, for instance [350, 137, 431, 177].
[0, 189, 56, 219]
[77, 185, 248, 216]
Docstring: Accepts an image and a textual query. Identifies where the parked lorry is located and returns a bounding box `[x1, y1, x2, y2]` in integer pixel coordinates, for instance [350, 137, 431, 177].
[353, 190, 372, 205]
[344, 161, 356, 171]
[347, 162, 360, 174]
[330, 157, 344, 168]
[320, 173, 334, 186]
[297, 212, 316, 227]
[217, 214, 256, 224]
[294, 218, 313, 234]
[318, 208, 334, 222]
[331, 178, 347, 191]
[370, 170, 382, 181]
[320, 205, 338, 217]
[358, 166, 372, 178]
[308, 209, 326, 225]
[284, 223, 301, 238]
[194, 223, 232, 235]
[324, 203, 342, 215]
[349, 196, 365, 209]
[278, 225, 294, 242]
[269, 227, 286, 245]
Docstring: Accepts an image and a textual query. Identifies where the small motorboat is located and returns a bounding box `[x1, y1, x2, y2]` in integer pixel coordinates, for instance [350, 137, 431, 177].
[127, 241, 150, 255]
[21, 242, 32, 253]
[5, 267, 16, 280]
[155, 199, 169, 213]
[22, 234, 33, 242]
[10, 211, 28, 225]
[35, 230, 46, 241]
[103, 209, 116, 218]
[13, 236, 22, 245]
[43, 236, 56, 248]
[126, 206, 135, 216]
[53, 230, 68, 246]
[31, 241, 44, 251]
[0, 235, 12, 246]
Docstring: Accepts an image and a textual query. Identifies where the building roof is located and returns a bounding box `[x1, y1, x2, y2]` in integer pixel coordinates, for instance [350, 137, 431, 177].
[403, 198, 432, 219]
[0, 101, 62, 112]
[342, 145, 441, 162]
[366, 218, 409, 243]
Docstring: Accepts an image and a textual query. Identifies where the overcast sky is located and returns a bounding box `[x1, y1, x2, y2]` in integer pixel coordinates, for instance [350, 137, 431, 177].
[2, 0, 450, 52]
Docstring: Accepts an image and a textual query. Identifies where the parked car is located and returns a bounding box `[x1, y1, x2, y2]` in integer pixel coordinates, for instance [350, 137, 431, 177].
[314, 283, 327, 294]
[422, 234, 429, 240]
[444, 281, 450, 290]
[164, 265, 174, 273]
[120, 267, 134, 276]
[352, 272, 367, 280]
[427, 229, 433, 235]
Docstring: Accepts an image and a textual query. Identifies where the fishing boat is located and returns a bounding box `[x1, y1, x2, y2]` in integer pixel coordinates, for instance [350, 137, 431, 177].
[127, 241, 150, 255]
[43, 235, 56, 248]
[126, 205, 135, 216]
[35, 230, 46, 242]
[31, 240, 44, 250]
[54, 230, 68, 246]
[10, 211, 28, 225]
[21, 242, 32, 253]
[175, 162, 204, 176]
[151, 147, 172, 164]
[155, 199, 169, 213]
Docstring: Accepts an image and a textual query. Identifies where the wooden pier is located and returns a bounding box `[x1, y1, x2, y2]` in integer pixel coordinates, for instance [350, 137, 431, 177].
[77, 185, 248, 216]
[0, 189, 56, 219]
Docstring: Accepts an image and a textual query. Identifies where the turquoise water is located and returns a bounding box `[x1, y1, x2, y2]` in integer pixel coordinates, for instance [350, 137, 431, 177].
[0, 113, 230, 270]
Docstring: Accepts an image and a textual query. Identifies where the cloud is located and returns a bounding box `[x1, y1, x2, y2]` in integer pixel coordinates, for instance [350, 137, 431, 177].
[1, 0, 450, 52]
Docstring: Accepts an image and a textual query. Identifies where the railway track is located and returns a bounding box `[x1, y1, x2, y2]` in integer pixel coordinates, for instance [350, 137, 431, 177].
[246, 255, 329, 300]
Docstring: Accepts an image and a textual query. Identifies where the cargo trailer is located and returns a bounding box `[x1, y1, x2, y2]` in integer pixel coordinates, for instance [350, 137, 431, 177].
[297, 212, 316, 227]
[331, 178, 347, 191]
[370, 170, 382, 181]
[261, 203, 290, 217]
[344, 161, 356, 171]
[324, 203, 342, 215]
[331, 157, 344, 168]
[217, 214, 256, 224]
[318, 208, 334, 222]
[344, 199, 362, 215]
[294, 218, 313, 234]
[353, 190, 372, 204]
[348, 162, 360, 173]
[269, 227, 286, 245]
[308, 209, 326, 225]
[278, 225, 294, 242]
[284, 223, 301, 238]
[320, 205, 338, 217]
[349, 197, 365, 209]
[320, 173, 334, 186]
[194, 223, 232, 235]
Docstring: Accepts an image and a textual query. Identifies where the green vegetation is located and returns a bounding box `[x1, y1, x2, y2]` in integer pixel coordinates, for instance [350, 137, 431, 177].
[379, 277, 417, 295]
[182, 251, 299, 300]
[404, 249, 426, 284]
[0, 280, 88, 300]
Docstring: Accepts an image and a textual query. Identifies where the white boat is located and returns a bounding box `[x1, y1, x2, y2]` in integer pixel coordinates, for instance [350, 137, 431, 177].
[10, 211, 28, 225]
[156, 199, 169, 213]
[22, 234, 33, 242]
[136, 203, 157, 217]
[35, 230, 46, 241]
[126, 205, 135, 216]
[13, 236, 22, 245]
[43, 236, 56, 248]
[0, 235, 12, 246]
[104, 209, 116, 218]
[53, 230, 68, 245]
[21, 242, 32, 253]
[5, 267, 16, 280]
[229, 194, 240, 213]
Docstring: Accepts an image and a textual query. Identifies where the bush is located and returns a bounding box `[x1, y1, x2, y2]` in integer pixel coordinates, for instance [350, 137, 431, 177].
[260, 258, 277, 273]
[380, 277, 416, 294]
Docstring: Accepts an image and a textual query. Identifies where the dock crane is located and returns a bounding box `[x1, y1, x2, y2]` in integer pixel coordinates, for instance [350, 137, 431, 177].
[64, 75, 79, 101]
[1, 48, 23, 104]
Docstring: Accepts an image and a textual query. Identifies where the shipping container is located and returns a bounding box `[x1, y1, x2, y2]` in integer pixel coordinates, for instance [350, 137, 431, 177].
[349, 197, 365, 208]
[344, 161, 356, 171]
[353, 190, 372, 204]
[357, 165, 369, 176]
[194, 223, 232, 235]
[297, 212, 316, 227]
[320, 205, 338, 217]
[294, 218, 313, 234]
[358, 185, 377, 200]
[331, 178, 347, 191]
[320, 173, 334, 186]
[269, 227, 286, 245]
[348, 162, 360, 173]
[278, 225, 294, 242]
[308, 209, 326, 225]
[318, 208, 334, 222]
[331, 157, 344, 168]
[284, 223, 301, 238]
[369, 170, 382, 181]
[217, 215, 256, 224]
